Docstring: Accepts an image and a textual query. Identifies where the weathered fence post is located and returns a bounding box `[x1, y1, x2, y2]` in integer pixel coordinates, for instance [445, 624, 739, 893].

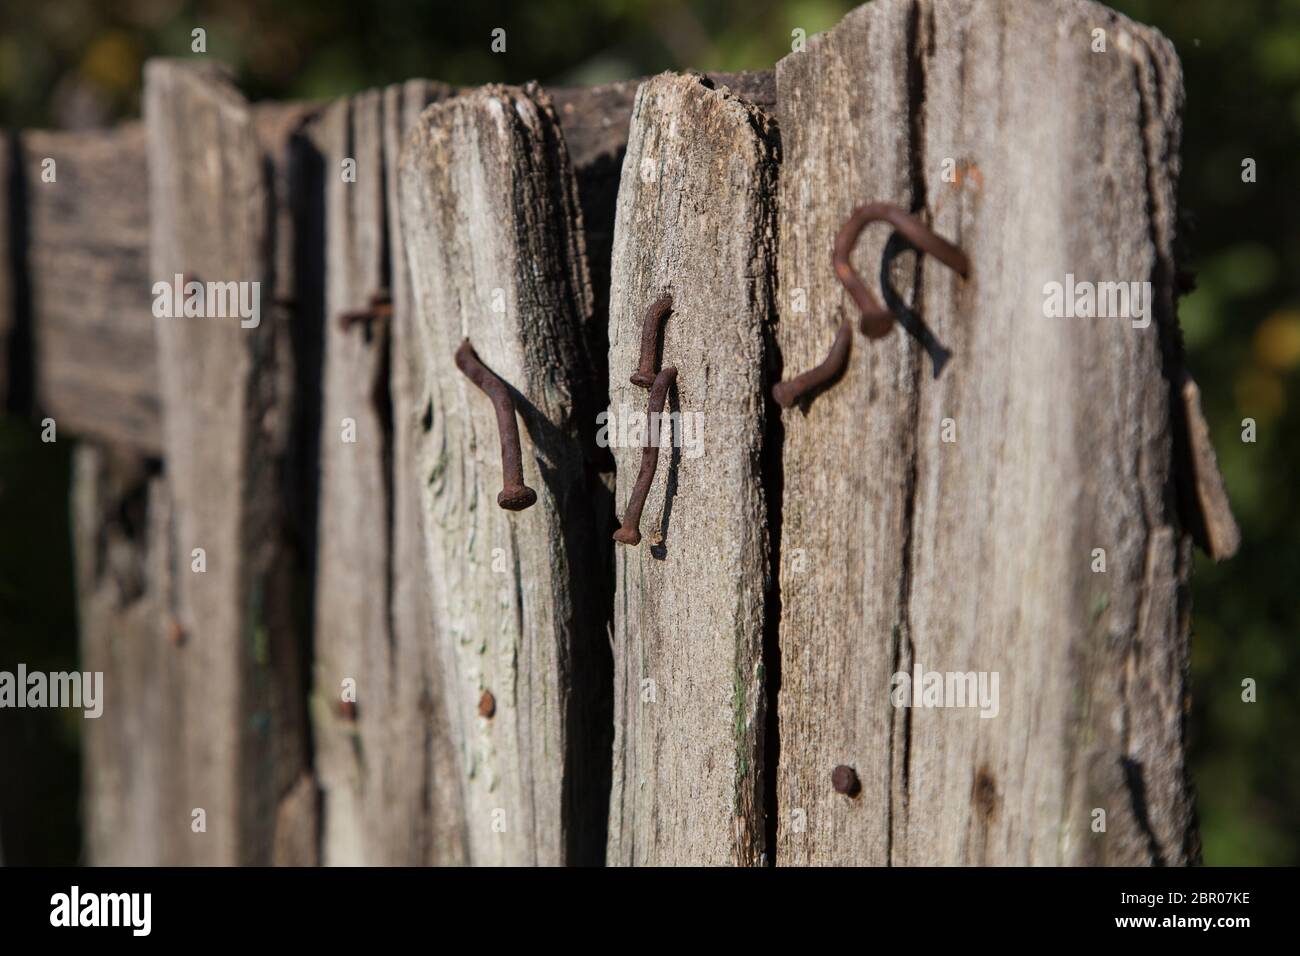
[381, 79, 472, 865]
[399, 84, 611, 865]
[604, 72, 778, 866]
[772, 0, 1216, 865]
[73, 446, 171, 863]
[143, 60, 316, 864]
[308, 80, 469, 865]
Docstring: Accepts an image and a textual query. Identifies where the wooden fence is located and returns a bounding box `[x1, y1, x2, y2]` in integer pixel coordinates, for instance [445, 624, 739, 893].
[0, 0, 1238, 866]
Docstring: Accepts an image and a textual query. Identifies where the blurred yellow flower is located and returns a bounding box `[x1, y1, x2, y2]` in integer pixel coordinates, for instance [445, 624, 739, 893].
[81, 31, 140, 95]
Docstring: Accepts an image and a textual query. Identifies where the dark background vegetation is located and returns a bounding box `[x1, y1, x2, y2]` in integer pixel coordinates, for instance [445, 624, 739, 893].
[0, 0, 1295, 865]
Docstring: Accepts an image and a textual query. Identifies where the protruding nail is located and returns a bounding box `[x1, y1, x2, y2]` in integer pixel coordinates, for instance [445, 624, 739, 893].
[771, 319, 853, 409]
[337, 699, 358, 722]
[338, 289, 394, 332]
[833, 202, 969, 338]
[478, 690, 496, 719]
[614, 365, 677, 545]
[630, 292, 673, 388]
[831, 764, 860, 797]
[454, 340, 537, 511]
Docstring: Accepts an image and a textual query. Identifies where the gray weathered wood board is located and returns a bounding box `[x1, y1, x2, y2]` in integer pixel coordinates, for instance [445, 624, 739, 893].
[19, 125, 159, 452]
[75, 446, 175, 864]
[774, 0, 1202, 865]
[399, 83, 610, 865]
[309, 80, 469, 865]
[382, 78, 471, 865]
[550, 71, 776, 397]
[310, 88, 390, 865]
[604, 73, 777, 866]
[143, 59, 315, 864]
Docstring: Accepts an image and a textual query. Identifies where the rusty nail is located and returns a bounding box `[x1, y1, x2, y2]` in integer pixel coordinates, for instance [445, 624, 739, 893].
[630, 292, 673, 388]
[771, 318, 853, 409]
[831, 764, 860, 797]
[167, 617, 186, 647]
[337, 289, 393, 332]
[337, 699, 357, 721]
[613, 365, 677, 546]
[833, 202, 969, 338]
[454, 339, 538, 511]
[478, 690, 496, 719]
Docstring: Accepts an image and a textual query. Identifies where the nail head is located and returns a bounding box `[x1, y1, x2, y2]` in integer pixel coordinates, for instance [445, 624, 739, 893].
[832, 764, 860, 797]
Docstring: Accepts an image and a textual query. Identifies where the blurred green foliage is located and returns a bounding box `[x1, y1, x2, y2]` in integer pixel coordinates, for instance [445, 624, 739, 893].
[0, 0, 1295, 864]
[0, 419, 79, 865]
[1108, 0, 1300, 867]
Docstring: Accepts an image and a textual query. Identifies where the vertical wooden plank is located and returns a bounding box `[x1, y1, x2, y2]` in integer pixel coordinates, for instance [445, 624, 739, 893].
[550, 71, 776, 433]
[908, 0, 1196, 866]
[381, 79, 470, 865]
[773, 0, 917, 868]
[144, 59, 314, 864]
[604, 74, 777, 866]
[311, 79, 469, 866]
[399, 83, 609, 865]
[310, 89, 388, 866]
[774, 0, 1197, 865]
[74, 446, 174, 864]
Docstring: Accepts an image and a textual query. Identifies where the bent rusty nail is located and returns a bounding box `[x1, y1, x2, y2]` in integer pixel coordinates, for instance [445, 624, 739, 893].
[833, 202, 969, 338]
[631, 292, 674, 388]
[614, 365, 678, 546]
[454, 339, 537, 511]
[771, 318, 853, 409]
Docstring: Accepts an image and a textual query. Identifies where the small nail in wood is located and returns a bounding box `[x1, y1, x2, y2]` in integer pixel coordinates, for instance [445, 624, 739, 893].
[771, 318, 853, 408]
[614, 365, 677, 545]
[833, 202, 969, 338]
[338, 290, 393, 332]
[630, 292, 673, 388]
[454, 339, 537, 511]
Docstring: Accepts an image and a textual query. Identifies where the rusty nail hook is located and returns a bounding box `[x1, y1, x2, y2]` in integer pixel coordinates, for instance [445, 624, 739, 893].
[631, 292, 673, 388]
[338, 289, 393, 332]
[454, 339, 538, 511]
[613, 365, 677, 546]
[833, 202, 969, 338]
[771, 318, 853, 409]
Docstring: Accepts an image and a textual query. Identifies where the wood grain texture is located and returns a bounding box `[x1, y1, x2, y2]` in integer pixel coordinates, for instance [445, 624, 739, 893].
[382, 79, 471, 865]
[310, 80, 469, 865]
[605, 73, 777, 866]
[144, 59, 314, 864]
[75, 446, 175, 864]
[551, 71, 776, 433]
[774, 0, 1199, 865]
[310, 89, 389, 866]
[19, 125, 159, 452]
[399, 82, 611, 865]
